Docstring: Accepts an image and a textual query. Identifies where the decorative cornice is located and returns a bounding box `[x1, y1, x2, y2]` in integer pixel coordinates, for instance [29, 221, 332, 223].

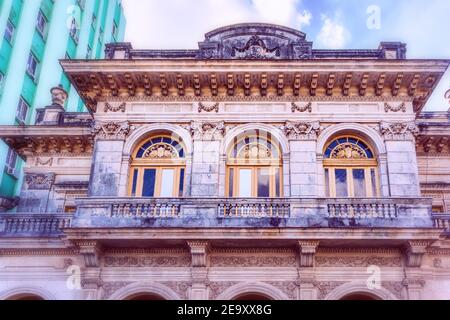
[98, 95, 416, 103]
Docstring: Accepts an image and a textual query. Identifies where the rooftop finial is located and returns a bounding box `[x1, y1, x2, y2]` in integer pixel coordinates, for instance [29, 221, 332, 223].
[51, 85, 68, 108]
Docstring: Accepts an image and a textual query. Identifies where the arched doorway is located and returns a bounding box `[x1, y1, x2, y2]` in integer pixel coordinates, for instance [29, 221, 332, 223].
[340, 293, 380, 300]
[6, 294, 44, 300]
[125, 293, 166, 301]
[234, 293, 273, 300]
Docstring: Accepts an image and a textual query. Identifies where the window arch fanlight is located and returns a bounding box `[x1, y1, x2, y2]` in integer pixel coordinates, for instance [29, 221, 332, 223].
[129, 134, 186, 198]
[226, 131, 283, 198]
[323, 136, 380, 198]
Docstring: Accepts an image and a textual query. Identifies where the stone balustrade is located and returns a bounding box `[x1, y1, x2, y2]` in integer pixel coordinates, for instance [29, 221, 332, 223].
[0, 214, 72, 237]
[112, 200, 181, 218]
[72, 197, 433, 229]
[327, 201, 398, 219]
[218, 199, 290, 218]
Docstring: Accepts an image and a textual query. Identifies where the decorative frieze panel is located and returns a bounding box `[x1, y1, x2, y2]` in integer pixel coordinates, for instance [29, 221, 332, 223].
[315, 256, 402, 267]
[104, 255, 191, 267]
[281, 121, 322, 140]
[379, 121, 419, 140]
[209, 255, 297, 267]
[25, 173, 55, 190]
[92, 121, 133, 140]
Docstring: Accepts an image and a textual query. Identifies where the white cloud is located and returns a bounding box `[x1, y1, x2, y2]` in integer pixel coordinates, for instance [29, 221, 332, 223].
[122, 0, 308, 49]
[315, 14, 351, 49]
[251, 0, 301, 26]
[296, 10, 312, 29]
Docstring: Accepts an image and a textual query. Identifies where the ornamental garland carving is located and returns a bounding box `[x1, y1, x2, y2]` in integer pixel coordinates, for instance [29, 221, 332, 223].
[25, 173, 55, 190]
[104, 102, 126, 113]
[266, 282, 298, 300]
[232, 35, 280, 59]
[208, 282, 239, 300]
[315, 256, 402, 267]
[281, 121, 322, 140]
[379, 121, 419, 140]
[209, 255, 297, 267]
[188, 121, 226, 140]
[102, 282, 133, 299]
[92, 121, 132, 140]
[385, 102, 406, 113]
[198, 102, 219, 113]
[291, 102, 312, 113]
[315, 282, 346, 300]
[161, 282, 191, 300]
[104, 255, 191, 267]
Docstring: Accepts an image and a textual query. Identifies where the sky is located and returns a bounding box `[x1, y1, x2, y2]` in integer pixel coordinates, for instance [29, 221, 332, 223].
[122, 0, 450, 111]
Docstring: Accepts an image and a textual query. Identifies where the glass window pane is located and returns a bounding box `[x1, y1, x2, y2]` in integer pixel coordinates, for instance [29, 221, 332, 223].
[178, 169, 185, 197]
[131, 169, 138, 196]
[335, 169, 348, 197]
[325, 169, 330, 197]
[239, 169, 252, 197]
[371, 169, 378, 197]
[160, 169, 175, 197]
[142, 169, 156, 197]
[353, 169, 367, 197]
[257, 168, 270, 197]
[275, 168, 281, 197]
[228, 168, 234, 197]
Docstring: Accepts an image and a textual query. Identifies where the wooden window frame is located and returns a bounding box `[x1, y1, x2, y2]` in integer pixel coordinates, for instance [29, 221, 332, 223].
[226, 165, 283, 198]
[128, 135, 186, 198]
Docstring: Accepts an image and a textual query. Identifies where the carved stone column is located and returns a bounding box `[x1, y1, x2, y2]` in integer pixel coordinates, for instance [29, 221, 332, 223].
[188, 241, 210, 300]
[75, 240, 103, 300]
[297, 241, 320, 300]
[403, 278, 426, 300]
[187, 120, 225, 197]
[89, 121, 132, 196]
[281, 121, 322, 197]
[18, 173, 55, 213]
[379, 121, 421, 197]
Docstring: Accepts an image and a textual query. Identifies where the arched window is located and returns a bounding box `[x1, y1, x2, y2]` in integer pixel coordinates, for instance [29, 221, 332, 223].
[128, 135, 186, 197]
[323, 136, 379, 198]
[226, 132, 282, 198]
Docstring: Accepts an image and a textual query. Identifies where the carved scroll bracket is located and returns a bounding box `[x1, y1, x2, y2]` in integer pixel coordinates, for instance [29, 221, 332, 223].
[298, 240, 320, 267]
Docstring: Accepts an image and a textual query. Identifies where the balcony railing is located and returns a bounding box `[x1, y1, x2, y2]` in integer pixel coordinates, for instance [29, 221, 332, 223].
[218, 200, 290, 218]
[112, 200, 181, 218]
[327, 202, 398, 219]
[0, 214, 72, 237]
[72, 197, 433, 229]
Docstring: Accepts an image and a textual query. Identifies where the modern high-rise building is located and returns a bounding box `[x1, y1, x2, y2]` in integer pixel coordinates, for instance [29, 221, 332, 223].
[0, 0, 126, 200]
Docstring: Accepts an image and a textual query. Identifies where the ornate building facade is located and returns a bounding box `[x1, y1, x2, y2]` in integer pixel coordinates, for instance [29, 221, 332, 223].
[0, 23, 450, 300]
